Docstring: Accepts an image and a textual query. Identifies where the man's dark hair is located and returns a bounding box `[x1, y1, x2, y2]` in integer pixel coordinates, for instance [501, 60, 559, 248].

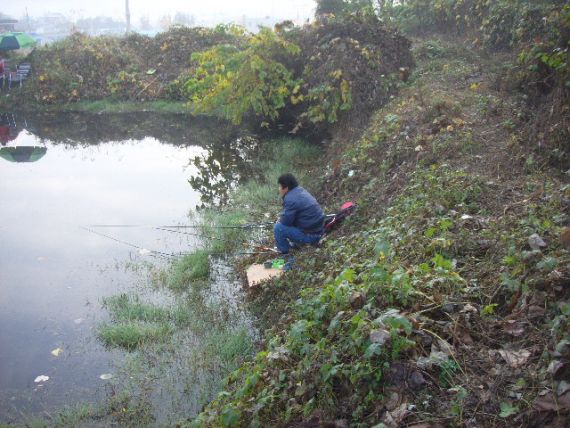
[278, 173, 298, 190]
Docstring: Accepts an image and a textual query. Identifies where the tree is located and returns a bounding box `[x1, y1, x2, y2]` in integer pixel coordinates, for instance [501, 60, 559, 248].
[315, 0, 346, 15]
[139, 15, 151, 31]
[315, 0, 374, 16]
[185, 28, 301, 125]
[173, 12, 195, 27]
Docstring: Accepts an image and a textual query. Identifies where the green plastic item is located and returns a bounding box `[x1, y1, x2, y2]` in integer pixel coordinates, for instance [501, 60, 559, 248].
[271, 258, 286, 269]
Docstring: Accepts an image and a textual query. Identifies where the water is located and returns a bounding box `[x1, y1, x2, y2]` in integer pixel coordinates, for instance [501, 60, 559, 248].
[0, 112, 252, 423]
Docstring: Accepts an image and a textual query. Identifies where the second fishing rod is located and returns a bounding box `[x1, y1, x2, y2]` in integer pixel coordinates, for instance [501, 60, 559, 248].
[86, 221, 275, 230]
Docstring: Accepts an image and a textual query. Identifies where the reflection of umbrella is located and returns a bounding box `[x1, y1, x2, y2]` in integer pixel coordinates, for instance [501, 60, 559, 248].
[0, 125, 19, 143]
[0, 32, 37, 51]
[0, 146, 47, 162]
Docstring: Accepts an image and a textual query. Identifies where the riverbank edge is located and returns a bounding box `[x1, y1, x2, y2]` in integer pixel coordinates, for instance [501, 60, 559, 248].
[0, 99, 191, 115]
[188, 36, 570, 427]
[5, 35, 569, 427]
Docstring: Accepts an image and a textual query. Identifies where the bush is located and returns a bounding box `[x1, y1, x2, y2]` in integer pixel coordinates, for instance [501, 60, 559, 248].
[184, 15, 413, 133]
[516, 3, 570, 168]
[185, 27, 301, 125]
[381, 0, 564, 49]
[378, 0, 569, 168]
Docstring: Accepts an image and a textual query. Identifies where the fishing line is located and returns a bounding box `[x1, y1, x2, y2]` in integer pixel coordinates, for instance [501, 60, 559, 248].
[209, 250, 277, 256]
[155, 226, 244, 244]
[80, 226, 187, 259]
[85, 224, 243, 244]
[86, 222, 275, 230]
[81, 227, 273, 259]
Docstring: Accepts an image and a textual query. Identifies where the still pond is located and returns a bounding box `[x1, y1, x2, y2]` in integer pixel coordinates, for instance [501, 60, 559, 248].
[0, 112, 254, 423]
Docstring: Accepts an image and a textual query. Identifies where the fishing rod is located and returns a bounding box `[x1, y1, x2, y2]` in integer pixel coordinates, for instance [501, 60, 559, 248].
[86, 224, 259, 246]
[80, 226, 190, 259]
[81, 226, 276, 259]
[86, 222, 275, 230]
[154, 226, 245, 244]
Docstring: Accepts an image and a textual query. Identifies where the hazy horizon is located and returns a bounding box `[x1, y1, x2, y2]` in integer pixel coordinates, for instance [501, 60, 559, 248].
[2, 0, 316, 25]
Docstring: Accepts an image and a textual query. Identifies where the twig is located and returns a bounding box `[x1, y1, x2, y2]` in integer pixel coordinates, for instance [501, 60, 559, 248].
[421, 328, 466, 376]
[136, 76, 159, 98]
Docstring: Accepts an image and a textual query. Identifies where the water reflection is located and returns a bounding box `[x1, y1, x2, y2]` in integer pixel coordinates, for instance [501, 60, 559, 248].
[0, 112, 23, 145]
[189, 135, 261, 208]
[0, 146, 47, 162]
[2, 111, 260, 208]
[22, 111, 237, 148]
[0, 111, 259, 423]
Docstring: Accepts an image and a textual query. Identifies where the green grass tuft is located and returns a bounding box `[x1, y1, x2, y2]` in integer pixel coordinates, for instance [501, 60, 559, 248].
[98, 322, 172, 350]
[48, 100, 190, 114]
[103, 294, 170, 323]
[205, 328, 254, 364]
[167, 250, 211, 291]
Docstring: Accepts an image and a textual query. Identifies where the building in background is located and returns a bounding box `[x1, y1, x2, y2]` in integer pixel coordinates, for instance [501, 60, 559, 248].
[0, 16, 18, 32]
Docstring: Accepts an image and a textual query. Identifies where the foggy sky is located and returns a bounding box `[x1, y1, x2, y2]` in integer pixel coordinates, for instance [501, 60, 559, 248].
[3, 0, 316, 22]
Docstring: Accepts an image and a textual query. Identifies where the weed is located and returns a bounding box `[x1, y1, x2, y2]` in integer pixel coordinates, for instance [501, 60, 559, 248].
[439, 358, 460, 387]
[103, 294, 170, 323]
[167, 250, 211, 291]
[449, 386, 468, 424]
[97, 322, 172, 350]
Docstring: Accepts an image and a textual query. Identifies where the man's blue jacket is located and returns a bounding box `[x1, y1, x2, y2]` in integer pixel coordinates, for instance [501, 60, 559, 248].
[279, 186, 325, 233]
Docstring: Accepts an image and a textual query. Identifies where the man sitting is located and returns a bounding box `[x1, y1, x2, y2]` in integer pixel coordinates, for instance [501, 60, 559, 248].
[274, 173, 325, 254]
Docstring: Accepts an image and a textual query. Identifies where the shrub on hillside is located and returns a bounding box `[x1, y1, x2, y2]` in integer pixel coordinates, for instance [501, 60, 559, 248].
[17, 26, 244, 105]
[184, 27, 302, 125]
[381, 0, 564, 49]
[184, 15, 414, 134]
[517, 4, 569, 168]
[291, 14, 414, 132]
[379, 0, 569, 167]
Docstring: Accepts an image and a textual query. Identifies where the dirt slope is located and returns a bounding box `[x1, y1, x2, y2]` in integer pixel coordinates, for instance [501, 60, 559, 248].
[196, 37, 569, 427]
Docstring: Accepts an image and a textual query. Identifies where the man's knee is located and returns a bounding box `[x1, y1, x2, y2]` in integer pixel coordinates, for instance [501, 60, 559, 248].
[274, 222, 285, 235]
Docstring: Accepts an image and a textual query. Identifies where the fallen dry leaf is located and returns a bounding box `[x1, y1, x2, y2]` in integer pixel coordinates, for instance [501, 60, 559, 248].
[504, 321, 526, 337]
[533, 391, 570, 412]
[527, 305, 546, 318]
[382, 402, 409, 427]
[456, 327, 474, 344]
[497, 349, 531, 368]
[557, 381, 570, 396]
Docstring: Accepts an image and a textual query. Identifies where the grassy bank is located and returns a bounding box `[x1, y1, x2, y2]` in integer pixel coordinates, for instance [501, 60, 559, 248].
[1, 99, 191, 115]
[189, 37, 569, 427]
[53, 100, 190, 114]
[18, 137, 321, 427]
[100, 138, 320, 423]
[7, 31, 568, 428]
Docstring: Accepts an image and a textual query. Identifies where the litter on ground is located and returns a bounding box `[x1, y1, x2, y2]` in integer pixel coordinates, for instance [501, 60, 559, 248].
[246, 263, 283, 288]
[34, 375, 49, 383]
[51, 348, 63, 357]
